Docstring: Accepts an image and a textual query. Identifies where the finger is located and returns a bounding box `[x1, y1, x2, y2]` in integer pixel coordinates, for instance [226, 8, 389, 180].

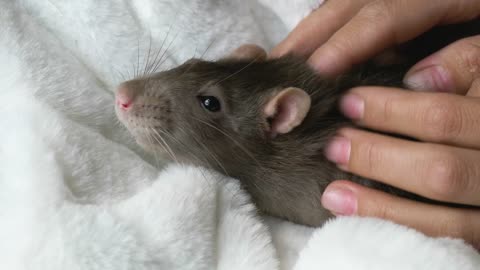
[321, 180, 480, 250]
[225, 44, 267, 61]
[404, 35, 480, 94]
[270, 0, 370, 58]
[340, 87, 480, 149]
[324, 128, 480, 206]
[467, 78, 480, 96]
[308, 0, 480, 75]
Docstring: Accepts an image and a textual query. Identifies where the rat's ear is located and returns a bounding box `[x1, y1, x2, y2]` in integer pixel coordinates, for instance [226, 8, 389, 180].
[224, 44, 267, 61]
[263, 87, 311, 138]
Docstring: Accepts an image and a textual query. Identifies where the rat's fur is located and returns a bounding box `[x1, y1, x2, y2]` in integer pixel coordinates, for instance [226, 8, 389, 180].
[116, 56, 416, 226]
[116, 20, 480, 226]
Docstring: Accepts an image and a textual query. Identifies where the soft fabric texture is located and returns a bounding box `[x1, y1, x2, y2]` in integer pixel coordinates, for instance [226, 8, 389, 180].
[1, 1, 479, 269]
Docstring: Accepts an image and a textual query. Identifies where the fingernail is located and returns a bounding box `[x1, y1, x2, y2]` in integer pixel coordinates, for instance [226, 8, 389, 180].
[404, 65, 454, 92]
[324, 136, 351, 165]
[308, 47, 344, 76]
[340, 94, 364, 120]
[309, 56, 334, 74]
[321, 185, 357, 215]
[269, 46, 285, 58]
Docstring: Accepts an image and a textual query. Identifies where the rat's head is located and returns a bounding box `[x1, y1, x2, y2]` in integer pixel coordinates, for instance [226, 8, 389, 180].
[115, 45, 313, 170]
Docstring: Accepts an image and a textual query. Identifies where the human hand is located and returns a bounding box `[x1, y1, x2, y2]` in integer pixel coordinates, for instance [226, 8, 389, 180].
[271, 0, 480, 249]
[319, 36, 480, 248]
[271, 0, 480, 77]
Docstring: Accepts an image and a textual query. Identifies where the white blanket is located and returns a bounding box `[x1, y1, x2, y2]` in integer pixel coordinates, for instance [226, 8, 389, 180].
[1, 1, 479, 269]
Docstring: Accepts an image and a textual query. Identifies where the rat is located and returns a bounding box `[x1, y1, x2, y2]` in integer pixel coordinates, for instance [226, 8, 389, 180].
[115, 20, 480, 226]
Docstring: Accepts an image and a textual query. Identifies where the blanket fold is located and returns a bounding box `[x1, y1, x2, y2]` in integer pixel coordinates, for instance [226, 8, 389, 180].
[1, 1, 478, 269]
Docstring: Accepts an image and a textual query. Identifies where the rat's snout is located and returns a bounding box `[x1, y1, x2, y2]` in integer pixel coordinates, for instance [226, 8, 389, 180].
[115, 83, 140, 110]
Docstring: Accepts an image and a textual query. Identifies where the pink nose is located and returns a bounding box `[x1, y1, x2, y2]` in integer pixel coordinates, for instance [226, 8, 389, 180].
[115, 84, 136, 110]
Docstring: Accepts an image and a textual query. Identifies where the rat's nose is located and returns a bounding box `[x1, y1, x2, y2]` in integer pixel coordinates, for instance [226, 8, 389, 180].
[115, 83, 138, 110]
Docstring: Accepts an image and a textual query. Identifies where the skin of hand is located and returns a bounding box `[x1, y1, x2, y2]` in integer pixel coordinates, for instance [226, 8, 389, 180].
[272, 0, 480, 249]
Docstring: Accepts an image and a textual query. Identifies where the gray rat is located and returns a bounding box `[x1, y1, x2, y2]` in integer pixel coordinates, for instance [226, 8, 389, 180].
[115, 21, 479, 226]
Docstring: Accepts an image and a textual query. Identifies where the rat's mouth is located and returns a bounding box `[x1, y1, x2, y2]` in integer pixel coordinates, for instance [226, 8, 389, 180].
[115, 108, 171, 152]
[114, 92, 175, 156]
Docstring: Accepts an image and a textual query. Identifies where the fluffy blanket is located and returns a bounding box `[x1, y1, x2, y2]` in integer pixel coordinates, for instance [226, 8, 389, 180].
[1, 1, 479, 269]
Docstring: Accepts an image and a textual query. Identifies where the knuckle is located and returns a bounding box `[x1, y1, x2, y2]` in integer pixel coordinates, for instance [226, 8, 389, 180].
[358, 0, 395, 36]
[421, 96, 463, 142]
[361, 194, 393, 220]
[323, 38, 356, 65]
[471, 220, 480, 250]
[361, 140, 384, 174]
[380, 96, 396, 124]
[320, 5, 338, 22]
[360, 0, 391, 21]
[425, 151, 465, 200]
[327, 38, 351, 55]
[458, 214, 477, 244]
[445, 1, 480, 22]
[436, 212, 466, 238]
[370, 203, 391, 220]
[438, 211, 477, 244]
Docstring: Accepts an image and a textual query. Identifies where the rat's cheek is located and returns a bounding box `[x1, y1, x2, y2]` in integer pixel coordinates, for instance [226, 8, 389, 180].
[230, 119, 241, 133]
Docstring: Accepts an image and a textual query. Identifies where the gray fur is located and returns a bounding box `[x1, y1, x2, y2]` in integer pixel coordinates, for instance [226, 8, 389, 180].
[116, 20, 480, 226]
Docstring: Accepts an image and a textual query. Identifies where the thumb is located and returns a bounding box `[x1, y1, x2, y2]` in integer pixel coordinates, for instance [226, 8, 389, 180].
[404, 35, 480, 94]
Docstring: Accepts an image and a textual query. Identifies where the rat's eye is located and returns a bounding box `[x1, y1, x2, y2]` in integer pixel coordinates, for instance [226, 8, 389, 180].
[198, 96, 221, 112]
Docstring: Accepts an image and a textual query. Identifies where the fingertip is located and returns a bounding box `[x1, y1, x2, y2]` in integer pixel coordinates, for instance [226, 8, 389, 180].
[308, 45, 351, 76]
[269, 43, 289, 59]
[327, 181, 480, 248]
[404, 35, 480, 94]
[324, 136, 351, 165]
[404, 61, 455, 93]
[339, 93, 365, 120]
[321, 181, 358, 216]
[269, 37, 313, 59]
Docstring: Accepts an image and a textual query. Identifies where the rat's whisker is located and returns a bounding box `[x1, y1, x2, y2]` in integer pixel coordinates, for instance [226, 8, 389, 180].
[151, 128, 178, 164]
[135, 36, 141, 78]
[188, 116, 267, 175]
[125, 68, 134, 81]
[192, 46, 198, 59]
[151, 30, 180, 74]
[142, 34, 153, 78]
[149, 8, 182, 75]
[157, 123, 215, 182]
[172, 123, 223, 193]
[111, 67, 127, 83]
[199, 36, 216, 60]
[177, 123, 229, 177]
[194, 137, 229, 176]
[177, 43, 207, 79]
[185, 117, 264, 199]
[148, 127, 173, 162]
[143, 128, 163, 167]
[146, 25, 172, 77]
[154, 128, 180, 164]
[213, 56, 261, 86]
[178, 45, 199, 77]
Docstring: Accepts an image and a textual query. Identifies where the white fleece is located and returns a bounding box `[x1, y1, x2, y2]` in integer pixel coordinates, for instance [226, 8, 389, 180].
[1, 1, 478, 269]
